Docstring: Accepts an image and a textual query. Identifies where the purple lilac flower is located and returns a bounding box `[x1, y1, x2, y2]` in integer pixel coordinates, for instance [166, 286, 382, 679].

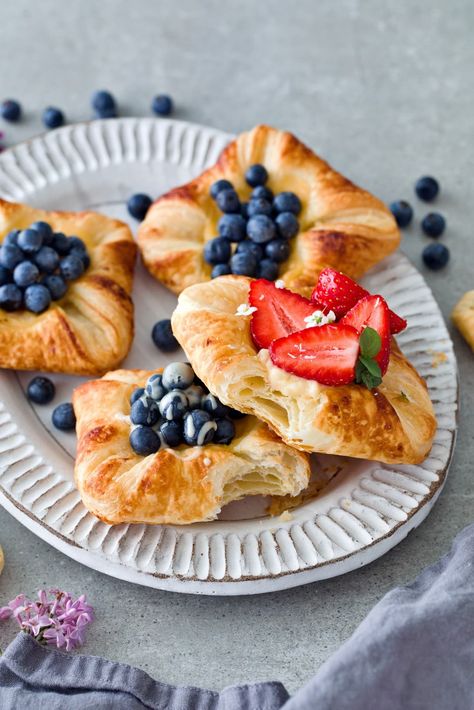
[0, 589, 94, 650]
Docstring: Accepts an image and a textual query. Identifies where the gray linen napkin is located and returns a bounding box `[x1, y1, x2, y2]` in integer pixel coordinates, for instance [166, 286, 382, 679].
[1, 523, 473, 710]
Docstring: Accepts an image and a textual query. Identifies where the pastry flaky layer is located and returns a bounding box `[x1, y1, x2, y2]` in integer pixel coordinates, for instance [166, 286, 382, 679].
[73, 368, 310, 525]
[172, 276, 437, 465]
[0, 199, 136, 375]
[452, 290, 474, 352]
[137, 124, 400, 296]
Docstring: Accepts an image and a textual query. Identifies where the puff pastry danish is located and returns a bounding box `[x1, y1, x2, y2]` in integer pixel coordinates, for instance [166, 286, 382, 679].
[172, 276, 437, 465]
[452, 290, 474, 351]
[0, 199, 136, 375]
[137, 124, 400, 296]
[73, 368, 310, 525]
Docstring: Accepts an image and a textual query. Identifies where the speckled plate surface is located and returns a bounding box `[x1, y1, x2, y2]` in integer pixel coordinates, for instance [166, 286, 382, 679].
[0, 119, 458, 595]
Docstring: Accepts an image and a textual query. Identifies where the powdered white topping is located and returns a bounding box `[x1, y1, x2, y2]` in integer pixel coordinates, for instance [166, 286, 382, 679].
[197, 420, 217, 446]
[275, 279, 285, 289]
[304, 309, 336, 328]
[235, 303, 257, 317]
[203, 457, 212, 466]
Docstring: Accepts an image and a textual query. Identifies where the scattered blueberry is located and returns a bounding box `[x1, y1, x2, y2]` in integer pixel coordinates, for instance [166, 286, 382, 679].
[257, 259, 280, 280]
[214, 418, 236, 444]
[130, 426, 160, 456]
[210, 179, 233, 200]
[130, 387, 145, 405]
[201, 393, 233, 418]
[13, 261, 39, 288]
[162, 362, 194, 391]
[159, 420, 182, 447]
[43, 274, 67, 300]
[1, 99, 21, 123]
[245, 164, 268, 188]
[60, 254, 84, 281]
[27, 376, 55, 405]
[236, 240, 263, 261]
[218, 214, 246, 242]
[273, 191, 302, 215]
[247, 215, 276, 244]
[183, 409, 217, 446]
[0, 284, 22, 311]
[390, 200, 413, 228]
[0, 266, 10, 285]
[252, 186, 273, 202]
[204, 237, 232, 265]
[216, 188, 240, 214]
[0, 244, 23, 270]
[34, 246, 59, 274]
[24, 284, 51, 313]
[422, 243, 450, 271]
[145, 373, 166, 401]
[42, 106, 65, 129]
[183, 384, 204, 409]
[130, 396, 160, 426]
[52, 402, 76, 431]
[3, 230, 19, 246]
[92, 90, 117, 118]
[151, 94, 173, 116]
[159, 390, 188, 420]
[415, 176, 439, 202]
[151, 319, 179, 352]
[421, 212, 446, 238]
[275, 212, 299, 239]
[247, 198, 273, 218]
[127, 193, 152, 221]
[18, 228, 43, 254]
[52, 232, 70, 255]
[211, 263, 232, 278]
[265, 239, 290, 263]
[230, 251, 257, 277]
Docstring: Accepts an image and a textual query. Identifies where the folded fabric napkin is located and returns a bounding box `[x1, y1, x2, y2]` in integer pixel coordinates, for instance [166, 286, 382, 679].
[1, 524, 473, 710]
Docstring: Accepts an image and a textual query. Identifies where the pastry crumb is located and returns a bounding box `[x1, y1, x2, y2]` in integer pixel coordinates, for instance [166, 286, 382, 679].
[275, 279, 285, 289]
[235, 303, 257, 317]
[279, 510, 293, 522]
[428, 349, 448, 368]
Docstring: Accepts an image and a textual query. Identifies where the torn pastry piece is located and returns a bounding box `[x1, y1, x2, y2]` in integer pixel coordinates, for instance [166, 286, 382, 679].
[137, 124, 400, 296]
[73, 365, 310, 525]
[452, 290, 474, 351]
[0, 198, 136, 375]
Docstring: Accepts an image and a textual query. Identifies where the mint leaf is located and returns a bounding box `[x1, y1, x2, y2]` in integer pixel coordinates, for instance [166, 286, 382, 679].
[361, 369, 383, 390]
[359, 355, 382, 378]
[359, 327, 381, 359]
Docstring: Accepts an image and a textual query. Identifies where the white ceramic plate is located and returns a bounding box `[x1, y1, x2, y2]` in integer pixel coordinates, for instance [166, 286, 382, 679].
[0, 119, 458, 595]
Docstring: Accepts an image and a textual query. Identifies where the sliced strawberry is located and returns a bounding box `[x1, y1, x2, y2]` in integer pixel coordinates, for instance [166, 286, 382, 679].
[340, 294, 391, 374]
[269, 323, 360, 386]
[249, 279, 316, 350]
[313, 268, 407, 335]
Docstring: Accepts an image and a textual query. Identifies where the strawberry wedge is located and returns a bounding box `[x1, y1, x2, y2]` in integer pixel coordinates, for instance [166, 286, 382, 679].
[269, 324, 360, 386]
[340, 294, 391, 374]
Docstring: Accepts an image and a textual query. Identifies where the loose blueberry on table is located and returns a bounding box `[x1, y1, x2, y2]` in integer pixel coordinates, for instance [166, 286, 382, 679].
[421, 212, 446, 238]
[42, 106, 65, 129]
[0, 221, 90, 314]
[52, 402, 76, 431]
[127, 193, 152, 221]
[1, 99, 22, 123]
[151, 319, 180, 352]
[415, 176, 439, 202]
[389, 200, 413, 228]
[27, 376, 55, 405]
[204, 164, 303, 282]
[128, 362, 241, 456]
[91, 90, 117, 119]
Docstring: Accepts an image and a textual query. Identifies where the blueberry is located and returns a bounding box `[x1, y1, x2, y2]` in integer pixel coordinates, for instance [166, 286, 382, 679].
[60, 254, 84, 281]
[241, 202, 249, 219]
[52, 402, 76, 431]
[204, 236, 232, 265]
[257, 259, 279, 280]
[29, 221, 53, 245]
[183, 409, 217, 446]
[230, 251, 257, 277]
[252, 186, 273, 202]
[415, 176, 439, 202]
[91, 90, 116, 115]
[130, 387, 145, 405]
[422, 243, 450, 271]
[245, 164, 268, 188]
[159, 420, 182, 447]
[162, 362, 194, 391]
[67, 236, 87, 253]
[43, 274, 67, 300]
[183, 384, 205, 409]
[275, 212, 299, 239]
[228, 408, 247, 420]
[0, 284, 22, 311]
[236, 240, 263, 261]
[130, 426, 160, 456]
[247, 198, 273, 218]
[211, 264, 231, 278]
[216, 189, 240, 214]
[390, 200, 413, 228]
[52, 232, 70, 255]
[145, 373, 166, 400]
[210, 179, 233, 199]
[151, 94, 173, 116]
[3, 230, 20, 246]
[201, 393, 233, 418]
[71, 248, 90, 269]
[0, 266, 10, 285]
[159, 390, 188, 421]
[24, 284, 51, 313]
[34, 246, 59, 274]
[0, 244, 23, 270]
[247, 215, 276, 244]
[214, 418, 236, 445]
[13, 261, 39, 287]
[218, 214, 247, 242]
[265, 239, 290, 263]
[421, 212, 446, 238]
[95, 107, 117, 119]
[130, 396, 160, 426]
[18, 228, 43, 254]
[127, 193, 152, 221]
[273, 192, 302, 215]
[42, 106, 65, 129]
[1, 99, 21, 122]
[27, 376, 55, 405]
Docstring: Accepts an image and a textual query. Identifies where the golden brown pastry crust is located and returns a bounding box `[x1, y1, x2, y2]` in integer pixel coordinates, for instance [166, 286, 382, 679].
[171, 276, 437, 465]
[0, 199, 136, 375]
[452, 290, 474, 351]
[73, 368, 311, 525]
[137, 124, 400, 296]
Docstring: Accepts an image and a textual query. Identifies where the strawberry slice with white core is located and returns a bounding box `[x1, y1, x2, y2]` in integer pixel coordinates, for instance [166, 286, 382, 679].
[269, 323, 360, 386]
[249, 279, 318, 350]
[340, 294, 391, 374]
[312, 267, 407, 335]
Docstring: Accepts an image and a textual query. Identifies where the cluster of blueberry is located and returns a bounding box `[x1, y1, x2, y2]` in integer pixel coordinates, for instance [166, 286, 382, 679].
[202, 164, 302, 282]
[129, 362, 245, 456]
[0, 222, 90, 313]
[390, 176, 449, 271]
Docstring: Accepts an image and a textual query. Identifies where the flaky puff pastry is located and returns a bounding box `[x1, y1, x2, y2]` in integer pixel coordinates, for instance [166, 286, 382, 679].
[73, 368, 310, 525]
[0, 199, 136, 375]
[452, 290, 474, 351]
[172, 276, 437, 465]
[137, 124, 400, 296]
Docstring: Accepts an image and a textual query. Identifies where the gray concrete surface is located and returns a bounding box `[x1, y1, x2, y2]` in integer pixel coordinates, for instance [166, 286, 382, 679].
[0, 0, 473, 695]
